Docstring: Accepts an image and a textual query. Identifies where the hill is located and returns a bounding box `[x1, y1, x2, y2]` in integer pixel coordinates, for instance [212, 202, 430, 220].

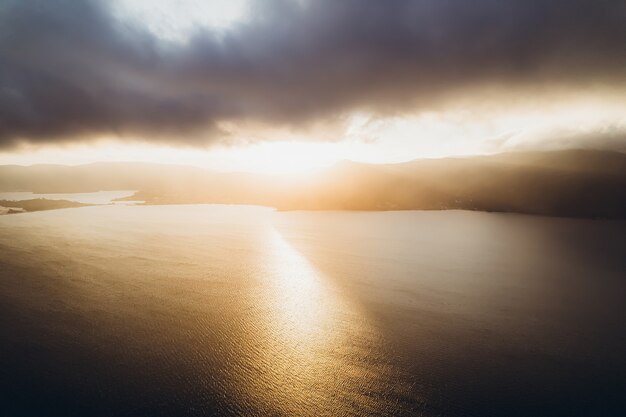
[1, 150, 624, 218]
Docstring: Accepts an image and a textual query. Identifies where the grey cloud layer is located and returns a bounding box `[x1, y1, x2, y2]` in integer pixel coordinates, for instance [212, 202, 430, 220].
[0, 0, 624, 147]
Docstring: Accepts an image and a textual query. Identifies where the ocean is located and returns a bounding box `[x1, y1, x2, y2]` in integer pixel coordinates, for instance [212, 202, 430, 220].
[1, 204, 624, 416]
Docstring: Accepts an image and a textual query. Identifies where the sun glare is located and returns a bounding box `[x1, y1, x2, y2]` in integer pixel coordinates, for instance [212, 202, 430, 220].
[209, 142, 342, 176]
[0, 140, 344, 176]
[1, 97, 623, 173]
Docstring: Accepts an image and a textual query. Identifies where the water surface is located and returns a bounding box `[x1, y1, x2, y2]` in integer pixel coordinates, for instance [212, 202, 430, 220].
[0, 205, 624, 416]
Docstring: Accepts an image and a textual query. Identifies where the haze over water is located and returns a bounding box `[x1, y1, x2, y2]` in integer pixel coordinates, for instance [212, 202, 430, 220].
[1, 205, 625, 416]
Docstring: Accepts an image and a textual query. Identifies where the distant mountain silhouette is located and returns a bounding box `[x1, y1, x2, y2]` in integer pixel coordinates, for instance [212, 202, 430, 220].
[0, 198, 87, 214]
[1, 150, 624, 218]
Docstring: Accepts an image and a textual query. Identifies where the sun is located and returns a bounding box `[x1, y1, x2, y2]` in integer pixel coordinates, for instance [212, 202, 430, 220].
[209, 141, 341, 176]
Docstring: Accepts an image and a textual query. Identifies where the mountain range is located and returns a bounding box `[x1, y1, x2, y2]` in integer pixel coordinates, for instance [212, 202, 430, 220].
[1, 149, 624, 218]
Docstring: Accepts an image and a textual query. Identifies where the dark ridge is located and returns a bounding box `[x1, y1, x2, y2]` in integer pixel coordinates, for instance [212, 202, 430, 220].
[1, 150, 624, 219]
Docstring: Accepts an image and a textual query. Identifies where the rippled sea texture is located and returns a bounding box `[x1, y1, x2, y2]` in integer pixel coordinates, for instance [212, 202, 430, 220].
[1, 205, 625, 416]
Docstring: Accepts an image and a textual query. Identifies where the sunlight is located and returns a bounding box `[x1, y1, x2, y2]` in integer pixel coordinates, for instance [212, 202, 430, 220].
[0, 140, 340, 176]
[208, 141, 342, 176]
[112, 0, 249, 42]
[262, 227, 336, 345]
[2, 95, 623, 173]
[1, 0, 625, 414]
[235, 225, 383, 413]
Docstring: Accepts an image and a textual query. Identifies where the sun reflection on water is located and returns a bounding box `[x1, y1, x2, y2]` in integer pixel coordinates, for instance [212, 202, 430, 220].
[238, 227, 368, 414]
[263, 228, 338, 347]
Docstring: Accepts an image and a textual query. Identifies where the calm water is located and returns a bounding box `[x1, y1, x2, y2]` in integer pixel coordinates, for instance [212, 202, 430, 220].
[0, 205, 624, 416]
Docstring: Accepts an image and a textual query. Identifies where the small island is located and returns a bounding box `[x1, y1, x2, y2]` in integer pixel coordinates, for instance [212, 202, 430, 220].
[0, 198, 89, 215]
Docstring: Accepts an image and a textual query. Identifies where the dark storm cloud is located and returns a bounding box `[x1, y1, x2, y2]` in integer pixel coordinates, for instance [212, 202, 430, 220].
[0, 0, 624, 147]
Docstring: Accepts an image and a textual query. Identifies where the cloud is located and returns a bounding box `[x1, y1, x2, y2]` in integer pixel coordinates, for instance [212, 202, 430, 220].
[0, 0, 624, 148]
[502, 122, 626, 153]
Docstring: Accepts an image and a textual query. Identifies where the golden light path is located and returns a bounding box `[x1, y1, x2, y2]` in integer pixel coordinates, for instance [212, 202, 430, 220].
[263, 228, 338, 348]
[237, 224, 402, 415]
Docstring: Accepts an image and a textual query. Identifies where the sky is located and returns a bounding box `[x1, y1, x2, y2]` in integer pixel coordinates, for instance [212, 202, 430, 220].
[0, 0, 624, 173]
